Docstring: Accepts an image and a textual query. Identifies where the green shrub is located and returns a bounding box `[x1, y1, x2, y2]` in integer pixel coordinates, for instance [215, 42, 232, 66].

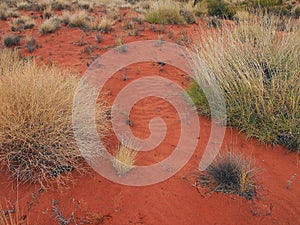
[190, 14, 300, 150]
[207, 0, 236, 20]
[295, 7, 300, 19]
[253, 0, 282, 8]
[186, 81, 210, 117]
[180, 4, 196, 24]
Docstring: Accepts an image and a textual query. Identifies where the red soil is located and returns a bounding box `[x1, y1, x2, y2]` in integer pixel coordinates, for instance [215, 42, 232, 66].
[0, 7, 299, 225]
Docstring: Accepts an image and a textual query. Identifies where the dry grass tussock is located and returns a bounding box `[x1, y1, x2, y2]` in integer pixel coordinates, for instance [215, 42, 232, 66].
[0, 49, 109, 186]
[113, 136, 140, 177]
[189, 13, 300, 150]
[145, 0, 188, 25]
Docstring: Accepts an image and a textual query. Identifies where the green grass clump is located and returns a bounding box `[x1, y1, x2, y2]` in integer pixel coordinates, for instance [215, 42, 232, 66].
[197, 152, 257, 200]
[295, 6, 300, 19]
[252, 0, 282, 8]
[0, 49, 109, 186]
[207, 0, 236, 19]
[145, 0, 187, 25]
[189, 13, 300, 151]
[186, 81, 210, 117]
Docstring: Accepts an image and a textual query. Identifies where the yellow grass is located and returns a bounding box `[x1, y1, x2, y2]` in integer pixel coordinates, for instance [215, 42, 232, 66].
[0, 49, 109, 186]
[112, 137, 139, 176]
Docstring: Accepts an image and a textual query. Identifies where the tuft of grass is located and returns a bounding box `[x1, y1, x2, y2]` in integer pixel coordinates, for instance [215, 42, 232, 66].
[11, 16, 35, 31]
[0, 49, 109, 186]
[2, 34, 21, 47]
[77, 0, 94, 11]
[38, 16, 61, 34]
[0, 3, 9, 20]
[97, 16, 113, 33]
[186, 81, 210, 117]
[16, 1, 32, 11]
[95, 32, 102, 43]
[189, 13, 300, 150]
[207, 0, 236, 20]
[295, 7, 300, 19]
[51, 0, 72, 10]
[43, 5, 53, 19]
[25, 35, 38, 52]
[145, 0, 187, 25]
[197, 152, 257, 200]
[0, 6, 19, 21]
[180, 3, 196, 24]
[63, 10, 91, 30]
[112, 136, 139, 177]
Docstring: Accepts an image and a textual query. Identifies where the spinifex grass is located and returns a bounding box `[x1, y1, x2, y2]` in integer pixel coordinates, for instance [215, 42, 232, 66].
[189, 13, 300, 151]
[0, 49, 109, 186]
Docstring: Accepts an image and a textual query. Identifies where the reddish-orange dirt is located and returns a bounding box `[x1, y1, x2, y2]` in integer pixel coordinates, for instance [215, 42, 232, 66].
[0, 6, 300, 225]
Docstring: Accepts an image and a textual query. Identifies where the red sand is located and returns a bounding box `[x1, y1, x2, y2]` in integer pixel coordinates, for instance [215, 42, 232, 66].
[0, 7, 300, 225]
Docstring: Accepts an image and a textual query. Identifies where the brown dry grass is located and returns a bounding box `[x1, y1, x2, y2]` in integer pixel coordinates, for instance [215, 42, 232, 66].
[113, 136, 139, 177]
[0, 49, 109, 186]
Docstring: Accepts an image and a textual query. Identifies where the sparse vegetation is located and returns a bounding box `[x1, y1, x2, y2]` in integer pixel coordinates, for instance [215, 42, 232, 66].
[295, 6, 300, 18]
[180, 4, 196, 24]
[0, 3, 11, 20]
[16, 1, 32, 11]
[207, 0, 236, 20]
[77, 0, 94, 11]
[189, 13, 300, 150]
[95, 32, 102, 43]
[97, 16, 113, 33]
[11, 16, 35, 31]
[38, 16, 61, 34]
[51, 0, 72, 10]
[25, 35, 38, 52]
[0, 49, 109, 185]
[63, 10, 91, 30]
[145, 0, 187, 25]
[2, 34, 21, 47]
[196, 152, 257, 200]
[43, 5, 53, 19]
[113, 136, 139, 176]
